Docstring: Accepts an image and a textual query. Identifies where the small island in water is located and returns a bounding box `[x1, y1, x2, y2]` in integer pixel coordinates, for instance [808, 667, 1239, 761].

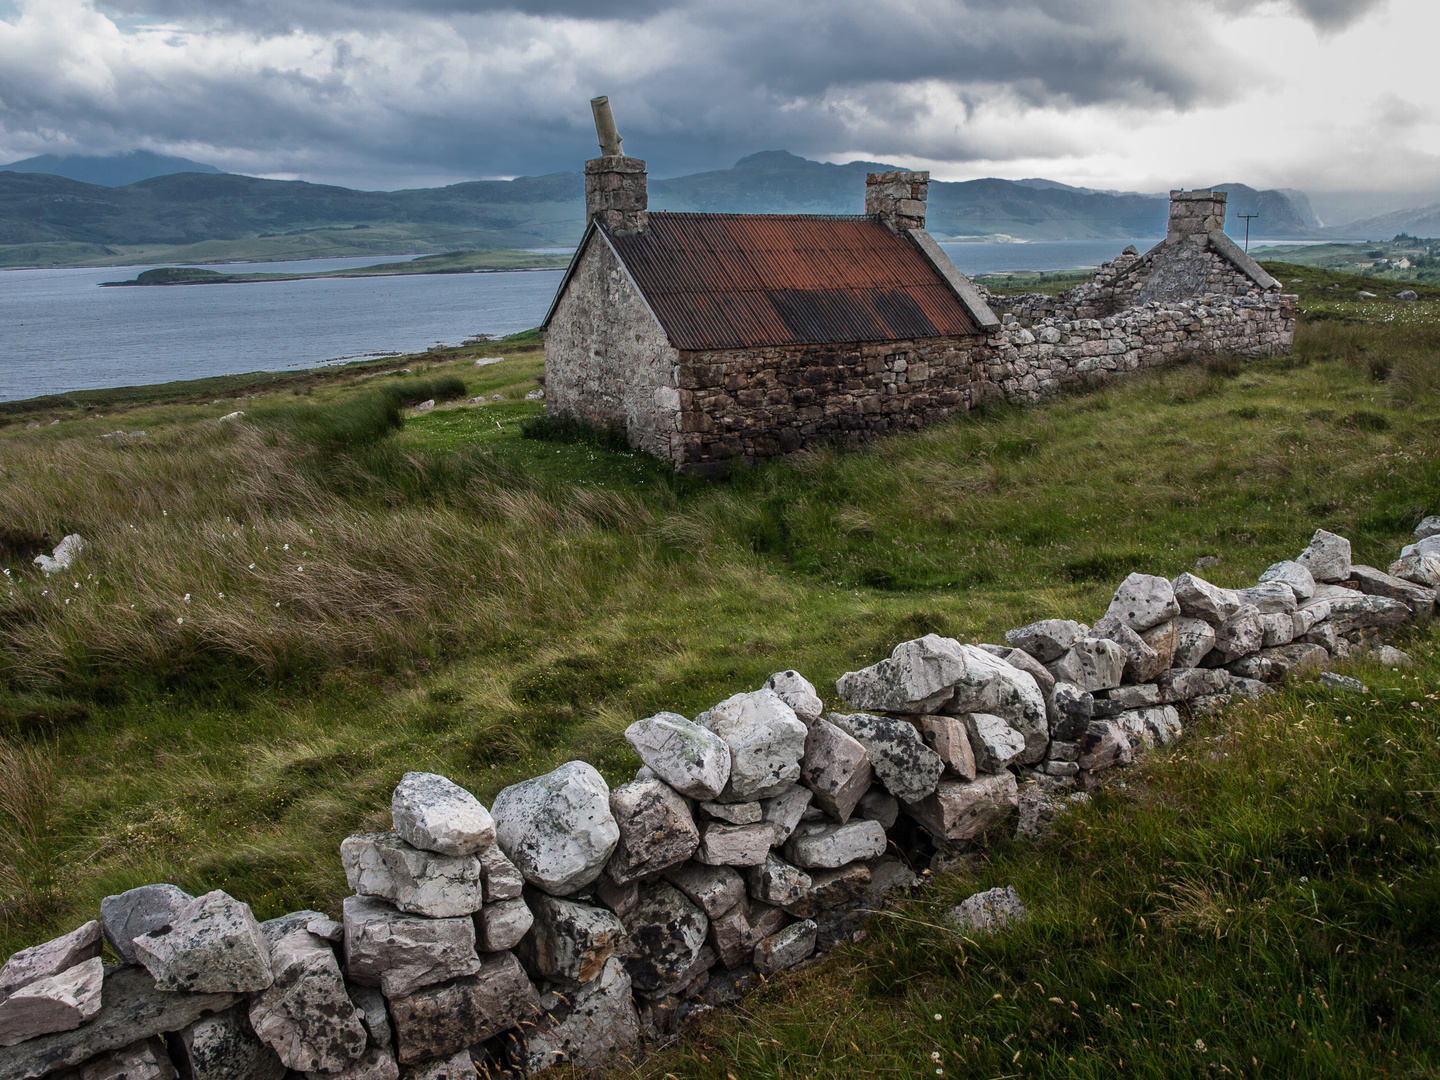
[100, 248, 572, 286]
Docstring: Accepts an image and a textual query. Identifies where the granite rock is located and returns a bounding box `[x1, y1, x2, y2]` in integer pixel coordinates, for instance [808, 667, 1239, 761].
[783, 819, 887, 869]
[477, 845, 524, 904]
[1171, 573, 1242, 623]
[826, 712, 942, 802]
[963, 712, 1025, 773]
[1296, 529, 1352, 583]
[746, 855, 814, 911]
[1104, 573, 1180, 631]
[1259, 560, 1316, 600]
[521, 894, 626, 987]
[798, 719, 871, 822]
[386, 953, 540, 1067]
[619, 883, 709, 996]
[623, 712, 731, 801]
[341, 895, 481, 999]
[247, 930, 367, 1073]
[99, 886, 194, 968]
[1047, 682, 1093, 742]
[340, 833, 483, 918]
[475, 899, 533, 954]
[1045, 639, 1126, 693]
[697, 690, 808, 802]
[522, 957, 639, 1074]
[390, 773, 495, 858]
[946, 886, 1026, 935]
[835, 634, 969, 713]
[762, 670, 824, 723]
[0, 958, 104, 1047]
[605, 778, 700, 885]
[694, 822, 772, 867]
[491, 761, 620, 897]
[1004, 619, 1087, 663]
[917, 714, 976, 780]
[662, 864, 746, 920]
[1172, 617, 1216, 667]
[759, 785, 813, 845]
[753, 921, 817, 973]
[133, 891, 273, 995]
[902, 773, 1019, 842]
[171, 1004, 284, 1080]
[0, 921, 102, 1001]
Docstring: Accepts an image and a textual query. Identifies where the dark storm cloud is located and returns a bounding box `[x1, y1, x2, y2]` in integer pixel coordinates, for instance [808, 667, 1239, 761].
[0, 0, 1393, 187]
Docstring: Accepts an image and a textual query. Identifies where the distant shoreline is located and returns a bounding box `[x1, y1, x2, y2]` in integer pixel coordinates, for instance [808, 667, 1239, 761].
[98, 249, 571, 287]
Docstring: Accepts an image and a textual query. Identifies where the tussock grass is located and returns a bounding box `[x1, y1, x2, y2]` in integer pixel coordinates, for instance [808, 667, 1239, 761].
[0, 313, 1438, 1074]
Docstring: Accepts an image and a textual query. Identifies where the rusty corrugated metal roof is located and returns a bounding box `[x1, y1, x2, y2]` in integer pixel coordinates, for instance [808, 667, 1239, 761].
[603, 213, 979, 350]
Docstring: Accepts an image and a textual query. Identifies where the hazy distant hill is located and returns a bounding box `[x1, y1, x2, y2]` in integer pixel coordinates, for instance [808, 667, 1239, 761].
[0, 150, 224, 187]
[0, 149, 1326, 267]
[1211, 184, 1319, 239]
[1323, 203, 1440, 240]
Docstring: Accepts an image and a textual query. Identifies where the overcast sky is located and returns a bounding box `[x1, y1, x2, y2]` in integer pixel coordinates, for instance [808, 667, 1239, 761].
[0, 0, 1436, 215]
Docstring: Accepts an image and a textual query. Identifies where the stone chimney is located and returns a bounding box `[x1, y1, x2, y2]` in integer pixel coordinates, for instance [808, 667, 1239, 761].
[584, 95, 648, 235]
[1166, 189, 1227, 246]
[866, 170, 929, 233]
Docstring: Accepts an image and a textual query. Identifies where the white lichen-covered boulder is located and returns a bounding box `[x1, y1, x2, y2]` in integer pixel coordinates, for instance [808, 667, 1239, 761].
[133, 890, 274, 994]
[946, 886, 1026, 936]
[520, 895, 626, 987]
[624, 712, 731, 801]
[1296, 528, 1353, 583]
[835, 634, 969, 714]
[1171, 573, 1242, 623]
[963, 713, 1025, 774]
[1045, 638, 1126, 694]
[1172, 617, 1217, 668]
[1104, 573, 1180, 631]
[342, 895, 481, 998]
[491, 761, 620, 896]
[903, 773, 1019, 842]
[1259, 559, 1316, 600]
[1209, 605, 1265, 663]
[247, 930, 368, 1074]
[1004, 619, 1087, 664]
[341, 832, 483, 918]
[619, 882, 709, 996]
[696, 690, 808, 802]
[391, 772, 495, 858]
[825, 712, 942, 803]
[763, 670, 824, 723]
[522, 957, 640, 1074]
[783, 819, 886, 869]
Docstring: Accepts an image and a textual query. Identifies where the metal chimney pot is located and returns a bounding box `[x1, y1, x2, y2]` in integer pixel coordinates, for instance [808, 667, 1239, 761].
[591, 96, 624, 157]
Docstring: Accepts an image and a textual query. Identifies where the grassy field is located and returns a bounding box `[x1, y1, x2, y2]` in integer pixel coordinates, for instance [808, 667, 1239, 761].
[0, 262, 1437, 1077]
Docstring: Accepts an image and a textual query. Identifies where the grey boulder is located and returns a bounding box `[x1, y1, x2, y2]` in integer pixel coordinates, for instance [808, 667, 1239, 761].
[1208, 605, 1265, 664]
[1045, 639, 1126, 693]
[902, 773, 1018, 842]
[1089, 616, 1162, 684]
[662, 863, 746, 920]
[697, 690, 808, 801]
[759, 785, 813, 845]
[522, 957, 639, 1073]
[0, 957, 104, 1047]
[917, 714, 976, 781]
[491, 761, 620, 897]
[475, 898, 534, 953]
[478, 845, 524, 903]
[1236, 582, 1297, 614]
[943, 647, 1049, 764]
[826, 712, 942, 803]
[605, 778, 700, 885]
[753, 920, 817, 973]
[623, 712, 731, 802]
[746, 854, 814, 911]
[340, 832, 483, 918]
[391, 773, 495, 858]
[1004, 619, 1087, 663]
[247, 930, 367, 1074]
[1171, 573, 1242, 623]
[1077, 721, 1133, 772]
[520, 894, 625, 987]
[0, 921, 102, 1000]
[59, 1037, 179, 1080]
[1047, 682, 1093, 742]
[386, 953, 540, 1067]
[946, 886, 1026, 935]
[1259, 560, 1316, 600]
[619, 883, 709, 996]
[99, 885, 193, 967]
[133, 891, 273, 994]
[1415, 515, 1440, 540]
[1117, 705, 1183, 750]
[1296, 528, 1352, 582]
[341, 895, 481, 999]
[694, 822, 772, 866]
[798, 718, 872, 822]
[783, 819, 887, 869]
[171, 1004, 284, 1080]
[763, 670, 824, 723]
[1172, 617, 1217, 668]
[0, 964, 239, 1080]
[1104, 573, 1180, 631]
[963, 713, 1025, 773]
[835, 633, 968, 713]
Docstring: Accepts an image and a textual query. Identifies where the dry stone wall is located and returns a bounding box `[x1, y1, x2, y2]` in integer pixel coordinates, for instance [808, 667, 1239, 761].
[4, 522, 1436, 1079]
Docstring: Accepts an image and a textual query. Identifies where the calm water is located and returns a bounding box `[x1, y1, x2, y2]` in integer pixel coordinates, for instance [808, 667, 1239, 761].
[1, 240, 1159, 402]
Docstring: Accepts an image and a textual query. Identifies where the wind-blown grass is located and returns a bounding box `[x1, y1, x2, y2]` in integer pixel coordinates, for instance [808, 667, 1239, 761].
[0, 293, 1437, 1074]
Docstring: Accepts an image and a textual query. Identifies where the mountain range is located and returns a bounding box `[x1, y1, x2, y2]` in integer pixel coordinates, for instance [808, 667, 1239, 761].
[1, 149, 1432, 269]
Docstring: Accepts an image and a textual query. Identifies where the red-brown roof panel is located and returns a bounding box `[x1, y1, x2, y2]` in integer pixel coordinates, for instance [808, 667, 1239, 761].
[605, 213, 979, 350]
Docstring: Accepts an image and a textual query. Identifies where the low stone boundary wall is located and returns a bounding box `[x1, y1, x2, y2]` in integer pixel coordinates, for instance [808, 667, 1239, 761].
[3, 522, 1436, 1080]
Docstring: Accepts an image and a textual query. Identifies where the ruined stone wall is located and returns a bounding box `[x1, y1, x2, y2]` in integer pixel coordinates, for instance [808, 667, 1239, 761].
[543, 238, 681, 462]
[671, 277, 1297, 472]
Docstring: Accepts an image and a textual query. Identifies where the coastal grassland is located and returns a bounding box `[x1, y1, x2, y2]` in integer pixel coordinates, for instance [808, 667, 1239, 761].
[0, 278, 1437, 1075]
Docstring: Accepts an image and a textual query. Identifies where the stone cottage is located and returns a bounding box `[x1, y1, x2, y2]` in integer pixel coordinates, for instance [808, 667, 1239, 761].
[541, 100, 1295, 475]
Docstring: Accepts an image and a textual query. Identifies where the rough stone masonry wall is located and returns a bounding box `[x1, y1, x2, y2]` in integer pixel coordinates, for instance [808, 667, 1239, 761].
[7, 524, 1436, 1080]
[543, 236, 682, 463]
[672, 252, 1297, 472]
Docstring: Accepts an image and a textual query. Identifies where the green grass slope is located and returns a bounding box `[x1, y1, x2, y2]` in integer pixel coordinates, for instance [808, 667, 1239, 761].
[0, 284, 1437, 1076]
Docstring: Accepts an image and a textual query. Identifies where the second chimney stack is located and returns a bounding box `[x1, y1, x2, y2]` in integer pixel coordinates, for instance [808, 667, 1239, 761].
[866, 170, 929, 233]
